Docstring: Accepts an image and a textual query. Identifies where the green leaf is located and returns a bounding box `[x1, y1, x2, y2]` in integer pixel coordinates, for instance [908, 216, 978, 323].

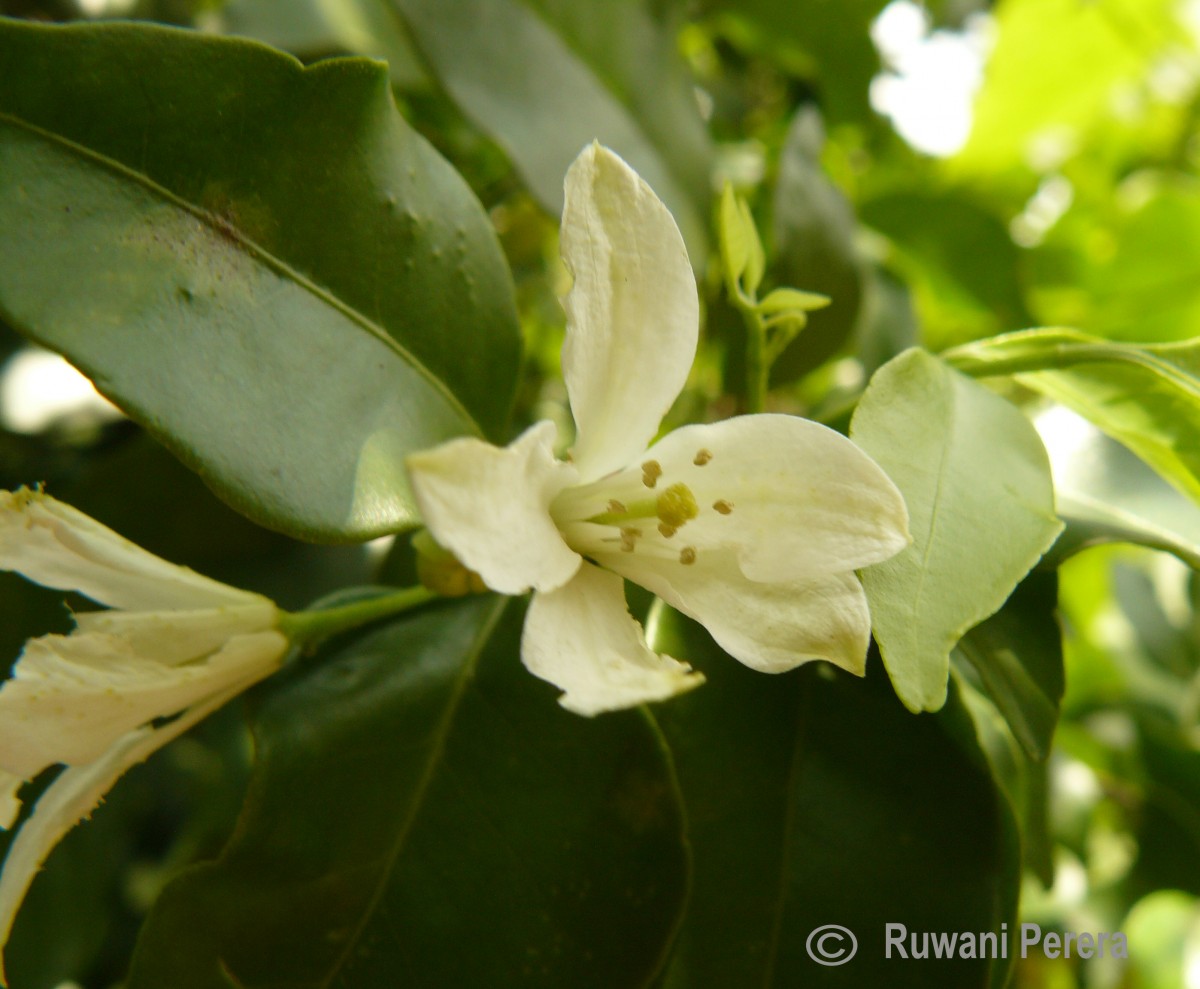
[850, 349, 1063, 712]
[757, 287, 830, 315]
[946, 328, 1200, 510]
[129, 597, 689, 988]
[954, 571, 1064, 761]
[390, 0, 712, 259]
[1036, 409, 1200, 570]
[770, 107, 864, 380]
[718, 183, 752, 293]
[860, 189, 1032, 350]
[216, 0, 429, 88]
[650, 606, 1020, 989]
[0, 20, 521, 541]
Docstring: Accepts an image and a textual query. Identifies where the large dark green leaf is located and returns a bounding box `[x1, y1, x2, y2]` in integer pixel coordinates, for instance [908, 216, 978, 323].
[769, 107, 864, 380]
[651, 607, 1019, 989]
[216, 0, 429, 88]
[390, 0, 712, 258]
[860, 188, 1031, 347]
[0, 19, 520, 540]
[851, 349, 1063, 711]
[129, 597, 689, 988]
[954, 571, 1064, 761]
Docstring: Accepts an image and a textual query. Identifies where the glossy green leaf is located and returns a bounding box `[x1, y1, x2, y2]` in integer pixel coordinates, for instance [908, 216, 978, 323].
[770, 108, 864, 380]
[216, 0, 429, 88]
[948, 328, 1200, 512]
[954, 571, 1064, 761]
[851, 349, 1063, 712]
[650, 606, 1019, 989]
[0, 19, 521, 541]
[129, 597, 689, 988]
[391, 0, 712, 259]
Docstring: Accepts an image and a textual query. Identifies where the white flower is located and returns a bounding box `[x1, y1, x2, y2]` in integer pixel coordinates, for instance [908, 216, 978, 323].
[0, 488, 288, 973]
[407, 144, 910, 717]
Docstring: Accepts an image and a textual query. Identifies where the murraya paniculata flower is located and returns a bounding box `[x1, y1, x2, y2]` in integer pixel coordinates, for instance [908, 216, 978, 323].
[407, 144, 911, 717]
[0, 488, 289, 976]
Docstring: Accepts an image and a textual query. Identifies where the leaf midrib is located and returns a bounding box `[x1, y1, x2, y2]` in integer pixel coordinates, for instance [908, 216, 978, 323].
[317, 596, 508, 988]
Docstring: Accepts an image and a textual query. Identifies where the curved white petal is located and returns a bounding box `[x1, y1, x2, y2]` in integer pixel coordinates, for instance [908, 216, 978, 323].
[73, 603, 279, 666]
[521, 562, 703, 716]
[0, 674, 253, 977]
[0, 774, 20, 831]
[602, 547, 872, 675]
[560, 144, 698, 481]
[407, 421, 581, 595]
[563, 415, 909, 582]
[0, 630, 287, 778]
[0, 489, 266, 611]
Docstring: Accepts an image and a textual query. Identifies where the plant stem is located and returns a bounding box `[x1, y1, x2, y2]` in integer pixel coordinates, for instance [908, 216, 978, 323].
[278, 585, 437, 647]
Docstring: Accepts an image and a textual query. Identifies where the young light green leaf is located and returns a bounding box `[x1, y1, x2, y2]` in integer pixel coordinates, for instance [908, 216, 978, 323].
[718, 183, 751, 294]
[946, 327, 1200, 509]
[756, 287, 831, 314]
[0, 20, 521, 541]
[129, 598, 689, 988]
[738, 197, 766, 296]
[851, 349, 1064, 712]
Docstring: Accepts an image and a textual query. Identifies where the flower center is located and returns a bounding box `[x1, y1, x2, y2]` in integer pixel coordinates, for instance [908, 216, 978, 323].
[551, 449, 735, 568]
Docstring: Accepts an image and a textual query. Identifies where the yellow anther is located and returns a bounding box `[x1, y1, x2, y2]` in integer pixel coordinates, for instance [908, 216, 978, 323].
[680, 547, 697, 565]
[713, 500, 734, 515]
[656, 483, 699, 528]
[694, 449, 713, 466]
[607, 499, 627, 514]
[658, 522, 677, 538]
[642, 460, 663, 488]
[620, 526, 641, 552]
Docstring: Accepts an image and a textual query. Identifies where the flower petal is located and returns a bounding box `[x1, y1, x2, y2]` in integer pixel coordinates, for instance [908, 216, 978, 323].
[560, 144, 698, 481]
[0, 489, 267, 611]
[0, 630, 287, 778]
[565, 415, 909, 582]
[601, 547, 872, 675]
[521, 562, 704, 716]
[73, 603, 279, 666]
[407, 421, 581, 595]
[0, 774, 20, 831]
[0, 674, 252, 977]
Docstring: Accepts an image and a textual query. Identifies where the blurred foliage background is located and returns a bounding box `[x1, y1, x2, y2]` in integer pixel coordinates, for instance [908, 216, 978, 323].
[4, 0, 1200, 986]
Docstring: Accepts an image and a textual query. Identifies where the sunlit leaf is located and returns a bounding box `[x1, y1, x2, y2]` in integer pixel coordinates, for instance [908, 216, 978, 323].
[851, 349, 1063, 711]
[946, 328, 1200, 509]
